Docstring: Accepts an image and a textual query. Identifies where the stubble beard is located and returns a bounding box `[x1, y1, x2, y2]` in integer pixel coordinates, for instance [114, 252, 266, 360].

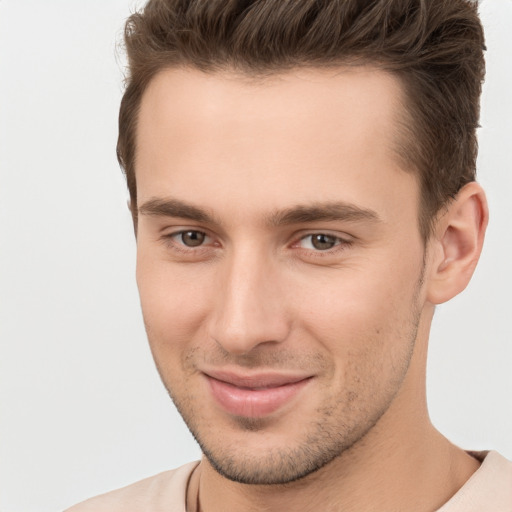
[158, 314, 421, 486]
[153, 265, 425, 486]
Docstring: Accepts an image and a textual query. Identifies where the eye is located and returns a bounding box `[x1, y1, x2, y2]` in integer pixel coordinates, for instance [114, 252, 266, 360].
[298, 233, 342, 251]
[173, 230, 209, 247]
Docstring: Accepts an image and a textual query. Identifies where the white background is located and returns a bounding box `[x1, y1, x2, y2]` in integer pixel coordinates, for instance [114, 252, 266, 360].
[0, 1, 511, 511]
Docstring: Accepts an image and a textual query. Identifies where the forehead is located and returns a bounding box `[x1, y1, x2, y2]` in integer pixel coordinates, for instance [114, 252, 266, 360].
[137, 66, 405, 156]
[135, 66, 418, 225]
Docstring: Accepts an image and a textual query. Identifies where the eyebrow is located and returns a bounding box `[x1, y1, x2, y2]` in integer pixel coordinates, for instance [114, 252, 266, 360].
[266, 202, 381, 226]
[138, 197, 381, 226]
[139, 198, 217, 223]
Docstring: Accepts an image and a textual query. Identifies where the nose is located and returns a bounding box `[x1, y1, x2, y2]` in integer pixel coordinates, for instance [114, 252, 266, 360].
[209, 246, 291, 355]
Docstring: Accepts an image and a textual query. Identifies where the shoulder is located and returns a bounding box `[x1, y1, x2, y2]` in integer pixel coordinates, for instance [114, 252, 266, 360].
[437, 451, 512, 511]
[64, 461, 199, 512]
[469, 450, 512, 493]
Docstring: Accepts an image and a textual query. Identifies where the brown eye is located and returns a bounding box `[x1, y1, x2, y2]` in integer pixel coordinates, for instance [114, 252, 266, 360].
[298, 233, 342, 251]
[310, 234, 337, 250]
[180, 230, 206, 247]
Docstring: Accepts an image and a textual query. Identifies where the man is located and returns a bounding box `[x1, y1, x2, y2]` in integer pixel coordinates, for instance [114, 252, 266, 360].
[66, 0, 512, 510]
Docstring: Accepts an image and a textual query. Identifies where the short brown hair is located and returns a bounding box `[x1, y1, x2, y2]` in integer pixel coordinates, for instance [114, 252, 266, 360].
[117, 0, 485, 239]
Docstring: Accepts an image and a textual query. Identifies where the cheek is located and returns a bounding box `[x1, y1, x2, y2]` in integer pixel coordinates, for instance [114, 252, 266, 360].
[291, 254, 423, 355]
[136, 255, 214, 357]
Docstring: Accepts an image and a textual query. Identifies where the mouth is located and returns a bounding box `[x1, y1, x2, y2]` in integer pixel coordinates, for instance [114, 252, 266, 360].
[203, 370, 313, 418]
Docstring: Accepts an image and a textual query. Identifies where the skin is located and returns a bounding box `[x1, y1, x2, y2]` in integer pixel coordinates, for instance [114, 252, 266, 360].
[134, 67, 487, 512]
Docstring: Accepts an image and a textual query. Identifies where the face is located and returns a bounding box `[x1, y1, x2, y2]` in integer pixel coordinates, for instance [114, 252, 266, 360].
[135, 67, 428, 484]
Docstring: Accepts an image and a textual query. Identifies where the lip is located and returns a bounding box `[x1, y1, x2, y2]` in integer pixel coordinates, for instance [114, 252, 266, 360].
[203, 370, 312, 418]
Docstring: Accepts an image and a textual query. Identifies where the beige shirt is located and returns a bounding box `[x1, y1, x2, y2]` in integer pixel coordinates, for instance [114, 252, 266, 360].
[65, 451, 512, 512]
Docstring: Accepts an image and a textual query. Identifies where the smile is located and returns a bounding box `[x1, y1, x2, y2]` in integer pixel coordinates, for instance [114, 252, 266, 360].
[203, 370, 313, 418]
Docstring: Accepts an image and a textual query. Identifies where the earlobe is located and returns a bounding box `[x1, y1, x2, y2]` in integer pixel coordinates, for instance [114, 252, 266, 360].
[426, 182, 488, 305]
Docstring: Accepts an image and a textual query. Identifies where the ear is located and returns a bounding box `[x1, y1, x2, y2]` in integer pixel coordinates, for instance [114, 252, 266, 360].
[426, 182, 488, 305]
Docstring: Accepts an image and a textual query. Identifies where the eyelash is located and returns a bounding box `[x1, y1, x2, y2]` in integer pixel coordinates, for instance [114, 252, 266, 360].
[161, 230, 214, 254]
[293, 233, 353, 259]
[160, 230, 352, 257]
